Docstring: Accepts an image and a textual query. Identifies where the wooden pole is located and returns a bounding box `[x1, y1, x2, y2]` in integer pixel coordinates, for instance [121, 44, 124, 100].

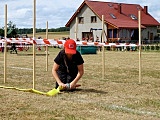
[138, 10, 142, 84]
[4, 4, 7, 83]
[75, 17, 78, 40]
[33, 0, 36, 89]
[102, 15, 105, 79]
[46, 21, 48, 71]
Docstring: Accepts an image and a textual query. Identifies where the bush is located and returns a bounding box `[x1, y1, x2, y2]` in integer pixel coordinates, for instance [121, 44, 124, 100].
[151, 45, 155, 50]
[146, 45, 150, 50]
[155, 45, 160, 50]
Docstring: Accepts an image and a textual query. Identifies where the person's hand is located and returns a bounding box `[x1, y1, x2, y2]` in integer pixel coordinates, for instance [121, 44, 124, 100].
[58, 82, 67, 89]
[70, 82, 81, 89]
[69, 82, 76, 89]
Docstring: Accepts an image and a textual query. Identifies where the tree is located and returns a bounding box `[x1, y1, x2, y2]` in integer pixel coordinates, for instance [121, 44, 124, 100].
[0, 28, 4, 37]
[7, 21, 16, 29]
[6, 21, 18, 38]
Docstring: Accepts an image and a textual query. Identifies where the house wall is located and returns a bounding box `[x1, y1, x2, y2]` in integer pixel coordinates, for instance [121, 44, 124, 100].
[70, 4, 107, 42]
[142, 26, 157, 40]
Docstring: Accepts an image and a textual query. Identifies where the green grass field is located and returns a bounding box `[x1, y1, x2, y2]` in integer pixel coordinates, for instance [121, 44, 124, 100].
[0, 46, 160, 120]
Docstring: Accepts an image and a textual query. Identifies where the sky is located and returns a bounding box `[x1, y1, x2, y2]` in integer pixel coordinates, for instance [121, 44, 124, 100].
[0, 0, 159, 29]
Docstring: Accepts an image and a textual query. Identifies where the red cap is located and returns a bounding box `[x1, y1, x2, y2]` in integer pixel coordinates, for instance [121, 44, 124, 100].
[64, 39, 76, 54]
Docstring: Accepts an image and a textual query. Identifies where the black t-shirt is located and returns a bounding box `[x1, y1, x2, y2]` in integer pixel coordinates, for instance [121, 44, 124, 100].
[54, 50, 84, 83]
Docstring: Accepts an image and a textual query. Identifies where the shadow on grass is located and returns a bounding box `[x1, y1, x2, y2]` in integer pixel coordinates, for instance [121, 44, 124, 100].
[68, 88, 107, 94]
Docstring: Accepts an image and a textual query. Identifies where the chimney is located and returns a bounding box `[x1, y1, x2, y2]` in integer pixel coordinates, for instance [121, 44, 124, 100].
[118, 3, 122, 14]
[144, 6, 148, 14]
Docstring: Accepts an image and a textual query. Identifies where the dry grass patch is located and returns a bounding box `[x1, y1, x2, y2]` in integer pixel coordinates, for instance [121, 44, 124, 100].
[27, 31, 70, 39]
[0, 49, 160, 120]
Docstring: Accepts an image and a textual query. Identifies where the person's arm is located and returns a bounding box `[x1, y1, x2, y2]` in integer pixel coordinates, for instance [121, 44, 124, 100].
[70, 64, 84, 89]
[52, 62, 66, 88]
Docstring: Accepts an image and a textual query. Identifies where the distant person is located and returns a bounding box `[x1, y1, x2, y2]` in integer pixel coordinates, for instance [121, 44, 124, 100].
[52, 39, 84, 90]
[10, 43, 17, 54]
[1, 43, 4, 53]
[96, 35, 99, 42]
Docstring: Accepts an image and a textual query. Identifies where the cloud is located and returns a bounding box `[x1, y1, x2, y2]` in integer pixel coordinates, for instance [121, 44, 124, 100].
[0, 0, 159, 28]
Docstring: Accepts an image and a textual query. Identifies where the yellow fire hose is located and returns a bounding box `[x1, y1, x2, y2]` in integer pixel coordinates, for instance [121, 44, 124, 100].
[0, 86, 63, 96]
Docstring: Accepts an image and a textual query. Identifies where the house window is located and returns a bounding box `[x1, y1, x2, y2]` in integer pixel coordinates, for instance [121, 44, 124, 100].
[108, 29, 117, 38]
[108, 3, 113, 7]
[78, 17, 84, 24]
[91, 16, 97, 23]
[113, 29, 117, 38]
[130, 14, 137, 20]
[82, 32, 93, 41]
[108, 29, 112, 38]
[109, 13, 116, 19]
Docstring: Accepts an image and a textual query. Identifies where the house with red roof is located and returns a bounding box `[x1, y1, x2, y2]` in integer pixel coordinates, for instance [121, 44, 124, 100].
[66, 0, 160, 43]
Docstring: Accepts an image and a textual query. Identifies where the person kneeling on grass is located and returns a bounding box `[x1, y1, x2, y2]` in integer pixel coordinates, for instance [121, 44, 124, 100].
[52, 39, 84, 90]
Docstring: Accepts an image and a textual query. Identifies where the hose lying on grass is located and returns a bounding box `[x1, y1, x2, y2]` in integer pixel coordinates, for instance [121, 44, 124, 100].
[0, 85, 63, 96]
